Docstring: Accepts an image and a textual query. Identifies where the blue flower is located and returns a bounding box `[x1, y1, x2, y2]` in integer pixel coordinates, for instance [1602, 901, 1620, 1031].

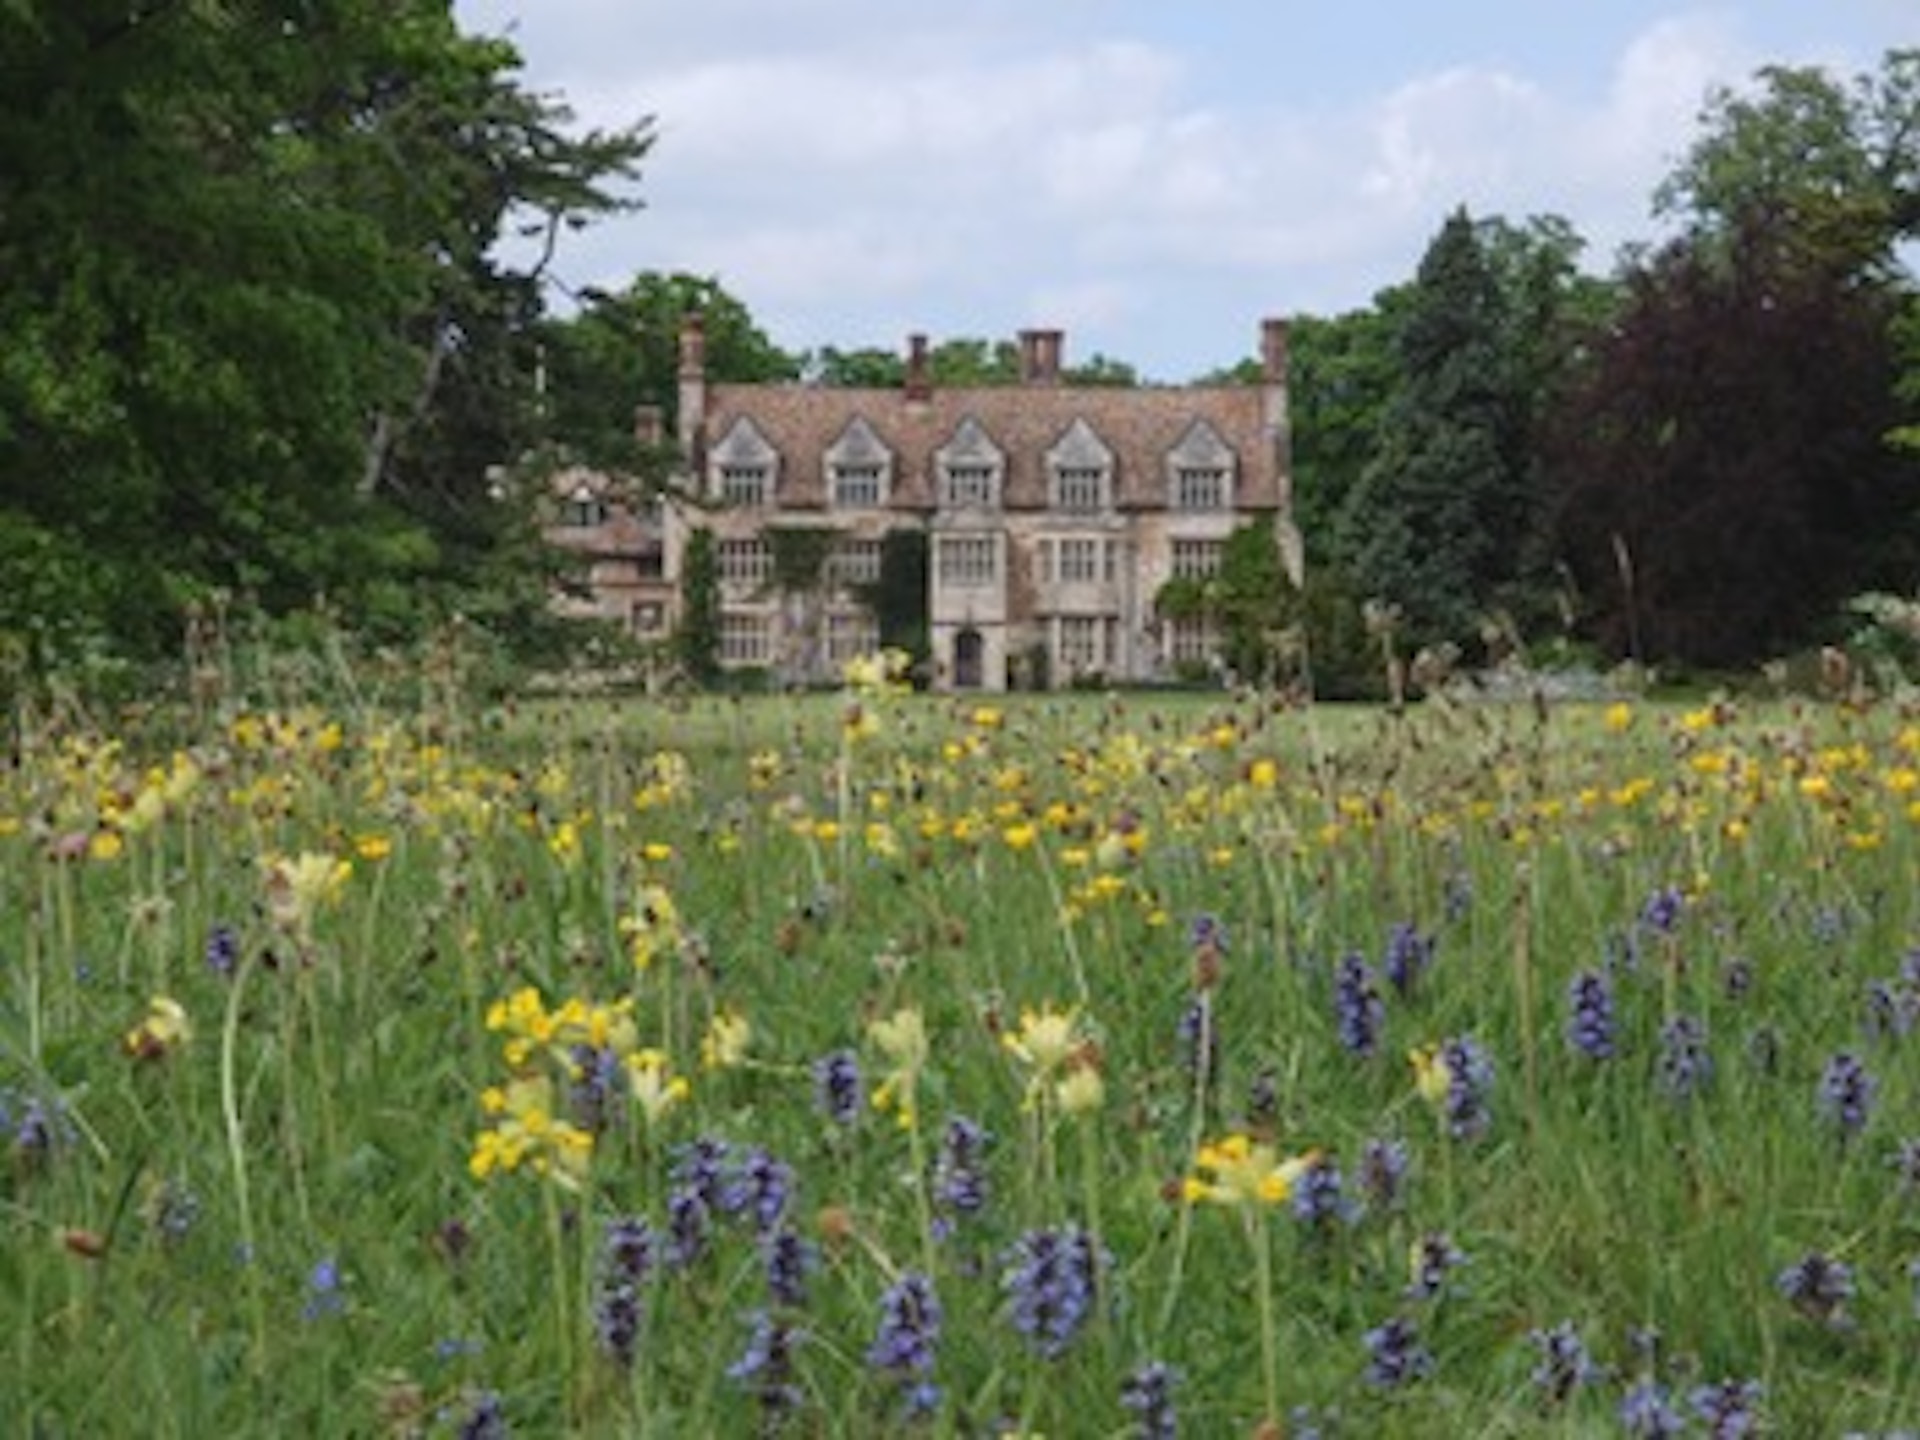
[762, 1225, 815, 1308]
[1818, 1051, 1878, 1141]
[1118, 1361, 1180, 1439]
[594, 1216, 657, 1366]
[1619, 1379, 1685, 1438]
[1656, 1015, 1712, 1102]
[1291, 1152, 1357, 1233]
[302, 1256, 345, 1320]
[932, 1115, 992, 1233]
[1000, 1225, 1108, 1359]
[1439, 1035, 1495, 1140]
[724, 1146, 795, 1235]
[728, 1310, 805, 1421]
[1640, 886, 1685, 935]
[1526, 1321, 1598, 1404]
[812, 1049, 862, 1127]
[1333, 952, 1385, 1057]
[1362, 1316, 1433, 1387]
[1776, 1250, 1853, 1327]
[1358, 1136, 1411, 1214]
[204, 923, 240, 979]
[1404, 1231, 1467, 1301]
[1176, 994, 1218, 1086]
[565, 1043, 626, 1134]
[1689, 1377, 1764, 1437]
[868, 1272, 942, 1417]
[1565, 969, 1616, 1060]
[1382, 922, 1436, 998]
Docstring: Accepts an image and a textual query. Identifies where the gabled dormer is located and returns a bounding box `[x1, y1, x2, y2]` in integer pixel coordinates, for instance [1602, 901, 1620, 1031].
[936, 416, 1005, 511]
[825, 416, 893, 510]
[709, 416, 778, 507]
[1047, 418, 1114, 513]
[1166, 419, 1236, 511]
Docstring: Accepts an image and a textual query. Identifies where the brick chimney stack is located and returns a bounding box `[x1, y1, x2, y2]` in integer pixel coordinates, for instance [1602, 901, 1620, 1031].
[905, 332, 932, 402]
[1260, 316, 1289, 385]
[1018, 328, 1064, 385]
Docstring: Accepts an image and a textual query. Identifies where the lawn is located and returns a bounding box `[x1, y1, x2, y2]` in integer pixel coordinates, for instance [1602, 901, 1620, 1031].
[5, 674, 1919, 1436]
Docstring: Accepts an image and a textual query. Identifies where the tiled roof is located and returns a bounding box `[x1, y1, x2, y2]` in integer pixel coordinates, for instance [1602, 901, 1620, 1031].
[700, 382, 1282, 512]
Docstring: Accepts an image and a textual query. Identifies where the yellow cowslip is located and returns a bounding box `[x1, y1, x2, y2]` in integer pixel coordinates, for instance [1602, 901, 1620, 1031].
[1409, 1044, 1453, 1107]
[468, 1074, 593, 1189]
[259, 850, 352, 937]
[123, 995, 191, 1060]
[1002, 1006, 1079, 1076]
[627, 1050, 691, 1124]
[1054, 1060, 1105, 1116]
[868, 1007, 928, 1128]
[700, 1010, 753, 1071]
[1182, 1132, 1316, 1208]
[621, 883, 682, 971]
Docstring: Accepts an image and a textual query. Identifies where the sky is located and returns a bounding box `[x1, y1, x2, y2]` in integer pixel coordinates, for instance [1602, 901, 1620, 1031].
[451, 0, 1915, 381]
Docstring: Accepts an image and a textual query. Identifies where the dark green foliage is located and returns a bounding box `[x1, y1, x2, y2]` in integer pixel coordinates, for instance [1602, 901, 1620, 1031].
[1286, 299, 1408, 571]
[1544, 210, 1920, 668]
[1337, 210, 1530, 649]
[540, 272, 801, 471]
[857, 530, 930, 671]
[675, 529, 720, 683]
[0, 1, 648, 675]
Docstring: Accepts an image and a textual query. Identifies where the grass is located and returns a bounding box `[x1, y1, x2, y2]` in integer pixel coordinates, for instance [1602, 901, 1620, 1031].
[5, 674, 1920, 1436]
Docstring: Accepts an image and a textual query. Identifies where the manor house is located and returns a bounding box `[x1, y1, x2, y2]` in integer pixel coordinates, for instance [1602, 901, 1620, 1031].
[546, 315, 1297, 692]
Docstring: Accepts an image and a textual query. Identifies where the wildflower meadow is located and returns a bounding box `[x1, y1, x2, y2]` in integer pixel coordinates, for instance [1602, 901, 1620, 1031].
[9, 655, 1920, 1437]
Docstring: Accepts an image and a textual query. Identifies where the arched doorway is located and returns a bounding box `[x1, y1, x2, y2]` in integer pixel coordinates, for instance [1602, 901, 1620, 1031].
[953, 628, 984, 689]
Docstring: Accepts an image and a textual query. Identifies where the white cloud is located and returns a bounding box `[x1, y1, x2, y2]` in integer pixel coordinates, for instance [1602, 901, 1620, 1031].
[459, 1, 1915, 377]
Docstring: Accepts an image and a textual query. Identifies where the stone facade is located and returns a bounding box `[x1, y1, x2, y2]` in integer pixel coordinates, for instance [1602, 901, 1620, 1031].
[547, 316, 1296, 692]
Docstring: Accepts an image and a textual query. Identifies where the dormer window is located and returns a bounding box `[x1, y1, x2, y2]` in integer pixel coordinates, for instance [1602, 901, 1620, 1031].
[1167, 419, 1236, 511]
[1047, 418, 1114, 513]
[561, 483, 608, 529]
[936, 417, 1005, 511]
[827, 417, 893, 509]
[710, 417, 778, 508]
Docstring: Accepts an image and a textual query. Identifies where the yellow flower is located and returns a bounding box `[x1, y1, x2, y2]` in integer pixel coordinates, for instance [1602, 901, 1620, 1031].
[622, 883, 682, 971]
[1603, 702, 1634, 733]
[700, 1010, 753, 1071]
[467, 1074, 593, 1189]
[260, 851, 352, 937]
[123, 995, 191, 1060]
[1054, 1059, 1105, 1116]
[1001, 821, 1038, 852]
[868, 1007, 928, 1128]
[1182, 1133, 1315, 1208]
[627, 1050, 691, 1124]
[1409, 1044, 1453, 1107]
[88, 830, 124, 862]
[1002, 1005, 1079, 1075]
[354, 833, 393, 862]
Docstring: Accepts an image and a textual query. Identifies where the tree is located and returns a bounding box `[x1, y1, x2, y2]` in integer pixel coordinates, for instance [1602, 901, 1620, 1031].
[1336, 209, 1528, 648]
[1544, 211, 1920, 669]
[0, 2, 648, 668]
[1656, 49, 1920, 476]
[541, 273, 800, 472]
[1656, 50, 1920, 275]
[1282, 297, 1409, 571]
